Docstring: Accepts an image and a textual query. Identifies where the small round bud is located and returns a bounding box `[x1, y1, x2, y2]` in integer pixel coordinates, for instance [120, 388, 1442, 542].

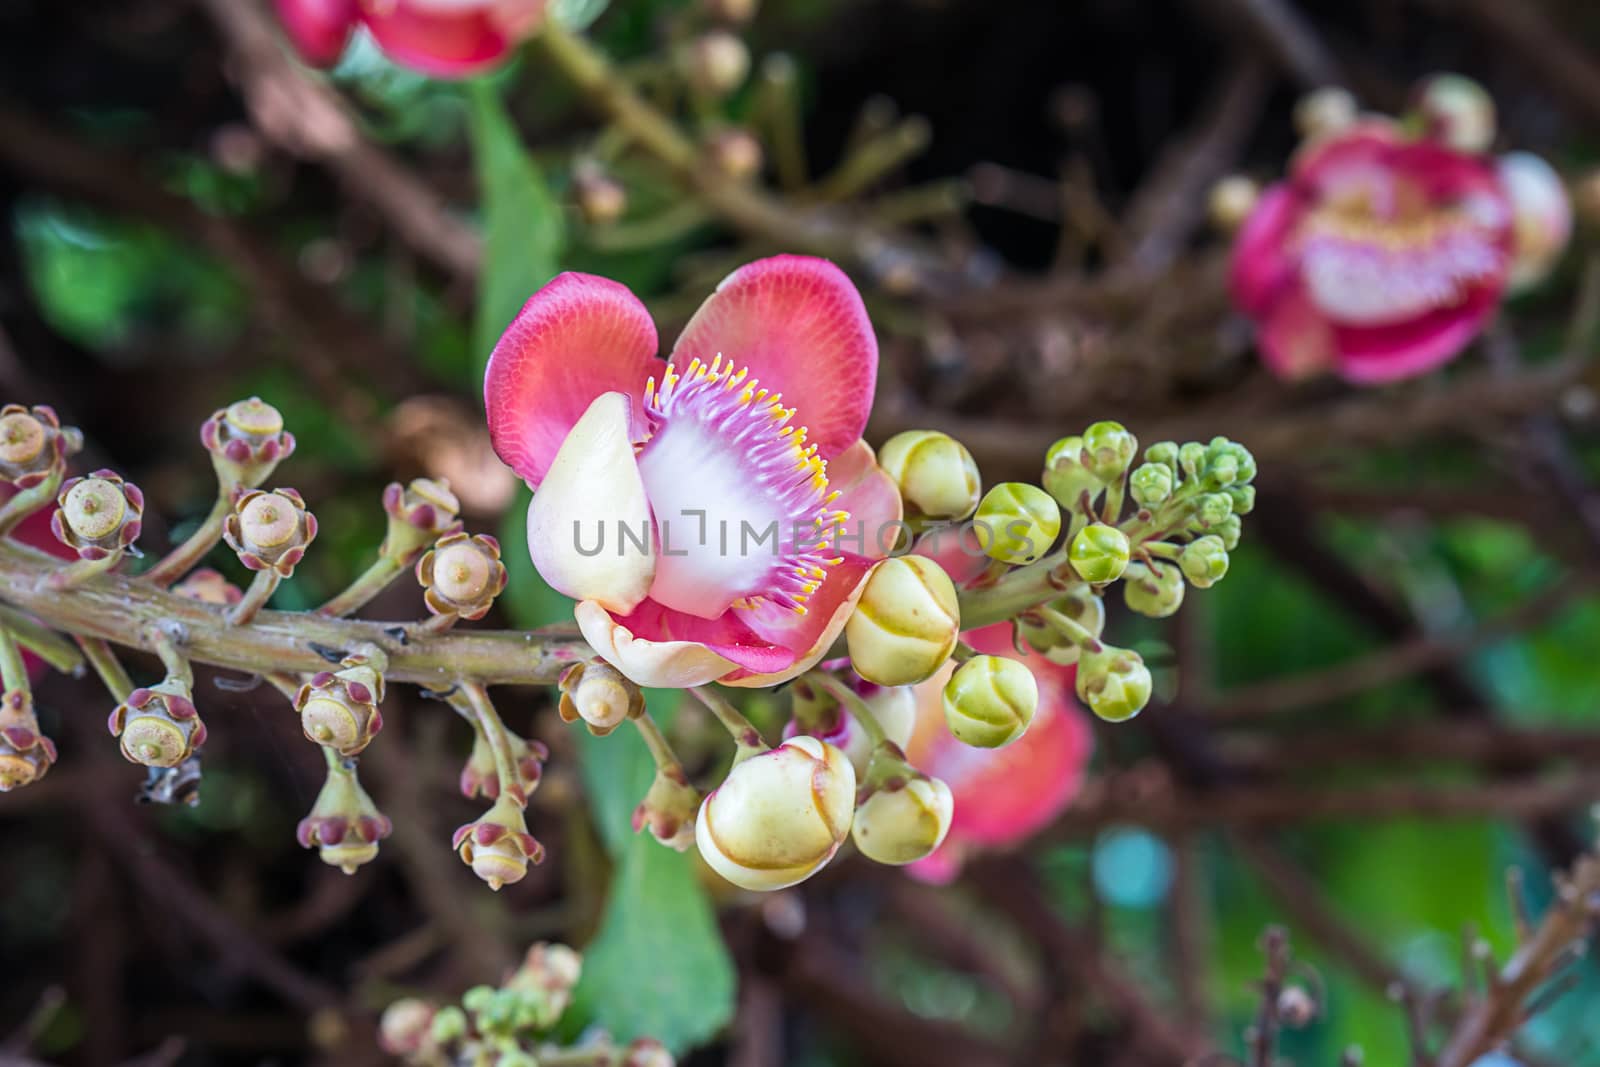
[1068, 523, 1130, 584]
[633, 766, 701, 851]
[1500, 151, 1573, 292]
[497, 942, 584, 1031]
[108, 679, 207, 768]
[200, 397, 294, 491]
[1179, 535, 1230, 589]
[51, 471, 143, 560]
[1076, 645, 1153, 723]
[574, 165, 628, 226]
[877, 430, 982, 520]
[1205, 437, 1256, 485]
[1129, 462, 1174, 509]
[846, 556, 960, 686]
[1123, 561, 1185, 619]
[1081, 421, 1138, 483]
[224, 488, 317, 577]
[1413, 73, 1495, 153]
[685, 31, 751, 96]
[707, 127, 764, 181]
[974, 482, 1061, 565]
[1225, 484, 1256, 515]
[1144, 440, 1179, 470]
[172, 568, 243, 606]
[429, 1006, 468, 1045]
[0, 690, 57, 792]
[381, 478, 464, 566]
[1193, 492, 1234, 530]
[1209, 174, 1260, 232]
[852, 774, 953, 865]
[417, 532, 507, 620]
[1277, 985, 1318, 1029]
[378, 999, 437, 1057]
[558, 659, 646, 736]
[297, 757, 392, 875]
[0, 404, 81, 489]
[1042, 435, 1096, 509]
[293, 655, 385, 757]
[696, 736, 855, 891]
[1178, 442, 1207, 481]
[1216, 513, 1243, 551]
[942, 655, 1038, 748]
[453, 795, 545, 891]
[624, 1038, 676, 1067]
[1294, 86, 1357, 141]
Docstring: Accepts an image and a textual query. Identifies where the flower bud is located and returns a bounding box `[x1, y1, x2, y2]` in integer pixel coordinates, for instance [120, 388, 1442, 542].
[1144, 440, 1179, 470]
[852, 771, 953, 866]
[1209, 174, 1259, 232]
[1193, 492, 1233, 530]
[1068, 523, 1130, 584]
[846, 556, 960, 685]
[632, 765, 700, 851]
[1294, 86, 1357, 142]
[224, 488, 317, 577]
[1076, 644, 1153, 723]
[1018, 589, 1105, 665]
[942, 654, 1037, 748]
[1216, 513, 1243, 551]
[1129, 462, 1173, 509]
[297, 756, 392, 874]
[1123, 561, 1185, 619]
[381, 478, 464, 566]
[624, 1038, 676, 1067]
[877, 430, 982, 520]
[200, 398, 294, 491]
[1413, 73, 1495, 153]
[685, 31, 750, 96]
[1277, 985, 1318, 1029]
[695, 735, 855, 891]
[1204, 436, 1256, 486]
[108, 678, 207, 768]
[453, 794, 545, 891]
[1500, 151, 1573, 292]
[786, 673, 917, 776]
[1179, 535, 1230, 589]
[0, 404, 81, 490]
[172, 567, 243, 606]
[1081, 421, 1138, 483]
[557, 659, 645, 736]
[430, 1006, 468, 1045]
[294, 654, 385, 757]
[378, 999, 437, 1058]
[460, 727, 546, 804]
[503, 942, 584, 1031]
[1178, 441, 1206, 482]
[574, 165, 628, 226]
[1225, 483, 1256, 515]
[974, 482, 1061, 565]
[51, 471, 143, 560]
[707, 127, 764, 181]
[0, 689, 57, 792]
[417, 532, 507, 620]
[1042, 435, 1096, 509]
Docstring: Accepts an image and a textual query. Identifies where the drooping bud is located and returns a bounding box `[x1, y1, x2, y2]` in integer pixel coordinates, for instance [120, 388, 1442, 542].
[417, 532, 507, 621]
[974, 482, 1061, 565]
[852, 768, 953, 866]
[632, 765, 701, 851]
[1076, 644, 1153, 723]
[1129, 461, 1174, 509]
[50, 471, 143, 560]
[378, 998, 438, 1059]
[876, 430, 982, 521]
[707, 127, 764, 181]
[459, 728, 546, 803]
[557, 659, 645, 737]
[785, 672, 917, 775]
[296, 756, 392, 875]
[573, 164, 629, 226]
[172, 568, 244, 606]
[685, 31, 751, 96]
[1179, 535, 1230, 589]
[0, 404, 81, 490]
[1068, 523, 1130, 584]
[1499, 152, 1573, 292]
[1413, 73, 1495, 154]
[108, 678, 207, 768]
[1293, 86, 1357, 142]
[695, 735, 855, 891]
[942, 654, 1037, 748]
[1209, 174, 1260, 232]
[1123, 561, 1186, 619]
[1042, 434, 1096, 509]
[200, 398, 294, 491]
[502, 942, 584, 1031]
[623, 1038, 676, 1067]
[224, 488, 317, 577]
[380, 478, 464, 566]
[294, 654, 385, 757]
[0, 689, 57, 791]
[1017, 588, 1105, 665]
[846, 556, 960, 686]
[453, 794, 545, 891]
[1081, 421, 1138, 484]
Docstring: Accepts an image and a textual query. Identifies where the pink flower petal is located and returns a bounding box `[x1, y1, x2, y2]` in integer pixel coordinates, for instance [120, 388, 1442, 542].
[275, 0, 358, 67]
[825, 440, 903, 559]
[485, 272, 659, 488]
[1333, 287, 1501, 383]
[575, 598, 794, 688]
[358, 0, 523, 78]
[911, 525, 996, 588]
[1230, 184, 1306, 319]
[670, 256, 877, 459]
[724, 554, 875, 688]
[1257, 282, 1338, 381]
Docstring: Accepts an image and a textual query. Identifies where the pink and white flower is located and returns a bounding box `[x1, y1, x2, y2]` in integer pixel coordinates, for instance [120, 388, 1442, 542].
[275, 0, 545, 78]
[485, 255, 901, 689]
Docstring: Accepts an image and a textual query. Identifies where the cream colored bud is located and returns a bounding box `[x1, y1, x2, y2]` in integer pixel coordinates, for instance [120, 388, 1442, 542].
[877, 430, 982, 520]
[695, 736, 855, 891]
[974, 482, 1061, 565]
[845, 556, 960, 686]
[1414, 73, 1495, 153]
[1500, 151, 1572, 292]
[0, 411, 46, 467]
[1209, 175, 1259, 232]
[851, 775, 953, 865]
[558, 660, 645, 736]
[942, 654, 1037, 748]
[686, 31, 751, 96]
[1294, 87, 1357, 141]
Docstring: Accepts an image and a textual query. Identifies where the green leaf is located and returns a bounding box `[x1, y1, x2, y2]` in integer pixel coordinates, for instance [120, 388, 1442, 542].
[467, 82, 565, 379]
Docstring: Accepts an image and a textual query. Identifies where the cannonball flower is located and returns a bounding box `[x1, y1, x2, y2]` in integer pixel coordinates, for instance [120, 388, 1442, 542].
[1231, 118, 1516, 383]
[486, 255, 900, 689]
[275, 0, 546, 79]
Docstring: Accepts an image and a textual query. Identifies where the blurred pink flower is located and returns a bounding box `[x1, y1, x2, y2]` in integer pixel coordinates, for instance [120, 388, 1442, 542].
[275, 0, 545, 78]
[485, 256, 900, 689]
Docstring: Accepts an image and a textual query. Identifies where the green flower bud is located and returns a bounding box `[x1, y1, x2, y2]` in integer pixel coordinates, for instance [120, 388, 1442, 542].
[852, 773, 954, 866]
[846, 556, 960, 686]
[1027, 589, 1106, 666]
[1123, 561, 1185, 619]
[1216, 513, 1243, 551]
[1081, 421, 1138, 483]
[1202, 453, 1239, 491]
[975, 482, 1061, 565]
[1225, 484, 1256, 515]
[1179, 535, 1230, 589]
[1144, 440, 1179, 470]
[1207, 437, 1257, 483]
[1129, 462, 1173, 508]
[942, 655, 1038, 748]
[1068, 523, 1130, 584]
[877, 430, 982, 520]
[1178, 442, 1206, 482]
[1042, 435, 1096, 509]
[1076, 645, 1153, 723]
[1193, 492, 1233, 529]
[430, 1006, 468, 1045]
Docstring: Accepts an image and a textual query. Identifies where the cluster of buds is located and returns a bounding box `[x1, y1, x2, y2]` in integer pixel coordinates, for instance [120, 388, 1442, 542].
[224, 487, 316, 577]
[297, 756, 392, 874]
[0, 403, 81, 491]
[49, 471, 144, 583]
[293, 653, 385, 757]
[200, 397, 295, 491]
[785, 670, 917, 775]
[0, 688, 57, 792]
[381, 477, 464, 567]
[417, 532, 507, 623]
[557, 659, 645, 737]
[108, 676, 207, 769]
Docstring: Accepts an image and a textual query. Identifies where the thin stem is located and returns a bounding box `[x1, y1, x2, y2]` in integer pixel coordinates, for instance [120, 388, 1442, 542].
[456, 682, 524, 804]
[804, 670, 886, 747]
[76, 636, 133, 702]
[317, 556, 403, 618]
[633, 710, 685, 775]
[1038, 605, 1103, 653]
[0, 626, 29, 692]
[1100, 470, 1127, 526]
[0, 473, 62, 539]
[690, 684, 769, 757]
[415, 612, 460, 636]
[0, 605, 84, 676]
[143, 493, 230, 586]
[227, 571, 280, 626]
[145, 626, 193, 689]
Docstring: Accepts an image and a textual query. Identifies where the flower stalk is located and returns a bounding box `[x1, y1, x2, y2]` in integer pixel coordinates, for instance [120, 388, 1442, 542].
[690, 684, 769, 761]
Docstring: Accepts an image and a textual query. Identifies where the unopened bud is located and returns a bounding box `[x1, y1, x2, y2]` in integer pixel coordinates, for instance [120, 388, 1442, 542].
[1500, 151, 1573, 292]
[877, 430, 982, 520]
[695, 735, 855, 891]
[51, 471, 143, 560]
[942, 654, 1037, 748]
[624, 1038, 676, 1067]
[0, 689, 57, 791]
[1129, 461, 1174, 508]
[1081, 420, 1138, 483]
[417, 532, 507, 620]
[1178, 441, 1206, 481]
[200, 397, 294, 491]
[1294, 86, 1357, 142]
[1068, 523, 1130, 583]
[453, 794, 545, 891]
[1216, 513, 1243, 551]
[632, 765, 700, 851]
[294, 655, 384, 757]
[846, 556, 960, 685]
[1209, 174, 1260, 232]
[852, 772, 953, 865]
[381, 478, 464, 566]
[574, 166, 628, 226]
[1123, 561, 1185, 618]
[1042, 434, 1096, 509]
[685, 31, 751, 96]
[0, 404, 81, 490]
[224, 488, 316, 577]
[108, 678, 207, 768]
[172, 567, 243, 606]
[975, 482, 1061, 565]
[1179, 535, 1229, 589]
[378, 999, 437, 1057]
[786, 674, 916, 775]
[1413, 73, 1495, 153]
[558, 659, 645, 736]
[1193, 492, 1233, 530]
[460, 728, 546, 804]
[1204, 436, 1256, 486]
[1018, 589, 1105, 665]
[499, 942, 584, 1031]
[1076, 644, 1152, 723]
[297, 756, 392, 875]
[1225, 484, 1256, 515]
[1277, 985, 1318, 1029]
[707, 127, 764, 181]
